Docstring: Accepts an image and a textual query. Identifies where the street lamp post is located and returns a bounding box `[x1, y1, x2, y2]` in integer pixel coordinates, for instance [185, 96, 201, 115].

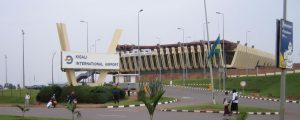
[138, 9, 143, 82]
[95, 39, 101, 52]
[22, 30, 25, 88]
[51, 52, 56, 85]
[80, 20, 89, 52]
[246, 30, 251, 76]
[204, 0, 216, 104]
[156, 37, 162, 81]
[280, 0, 287, 120]
[177, 27, 186, 86]
[203, 22, 210, 78]
[216, 11, 226, 91]
[4, 55, 8, 85]
[80, 20, 89, 84]
[90, 44, 95, 52]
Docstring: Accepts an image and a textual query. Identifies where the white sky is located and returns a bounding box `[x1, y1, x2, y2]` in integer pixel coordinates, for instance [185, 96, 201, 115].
[0, 0, 299, 86]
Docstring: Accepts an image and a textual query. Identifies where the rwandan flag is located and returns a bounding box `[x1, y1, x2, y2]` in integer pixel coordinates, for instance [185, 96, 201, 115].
[208, 35, 221, 60]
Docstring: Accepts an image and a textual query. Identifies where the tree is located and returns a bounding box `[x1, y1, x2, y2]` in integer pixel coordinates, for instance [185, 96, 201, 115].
[65, 104, 81, 120]
[15, 105, 30, 119]
[139, 80, 165, 120]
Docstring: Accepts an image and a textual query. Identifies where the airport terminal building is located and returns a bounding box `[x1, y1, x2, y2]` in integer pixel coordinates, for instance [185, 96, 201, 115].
[116, 40, 275, 80]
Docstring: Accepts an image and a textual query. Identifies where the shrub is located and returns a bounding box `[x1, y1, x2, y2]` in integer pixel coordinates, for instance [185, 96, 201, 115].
[38, 85, 126, 104]
[36, 86, 62, 102]
[90, 86, 113, 103]
[236, 112, 248, 120]
[117, 87, 126, 99]
[138, 90, 146, 101]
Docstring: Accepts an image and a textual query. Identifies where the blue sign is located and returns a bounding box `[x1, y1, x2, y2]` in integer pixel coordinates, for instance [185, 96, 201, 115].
[279, 20, 293, 68]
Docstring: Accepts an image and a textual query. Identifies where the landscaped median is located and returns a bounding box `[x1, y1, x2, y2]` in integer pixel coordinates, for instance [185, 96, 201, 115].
[160, 103, 278, 115]
[0, 115, 66, 120]
[78, 97, 177, 108]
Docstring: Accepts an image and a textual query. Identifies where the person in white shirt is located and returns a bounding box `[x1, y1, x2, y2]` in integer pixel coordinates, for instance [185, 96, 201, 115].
[47, 100, 53, 108]
[24, 93, 30, 108]
[231, 89, 239, 115]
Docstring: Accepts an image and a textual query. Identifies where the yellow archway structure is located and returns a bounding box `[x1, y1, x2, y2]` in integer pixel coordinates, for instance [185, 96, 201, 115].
[56, 23, 122, 86]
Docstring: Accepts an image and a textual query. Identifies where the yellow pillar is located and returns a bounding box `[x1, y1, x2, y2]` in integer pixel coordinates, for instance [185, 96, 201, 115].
[96, 29, 123, 85]
[56, 23, 77, 86]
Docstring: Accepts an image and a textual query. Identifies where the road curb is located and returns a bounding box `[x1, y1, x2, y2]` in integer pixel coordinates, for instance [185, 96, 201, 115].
[160, 109, 279, 115]
[106, 99, 178, 108]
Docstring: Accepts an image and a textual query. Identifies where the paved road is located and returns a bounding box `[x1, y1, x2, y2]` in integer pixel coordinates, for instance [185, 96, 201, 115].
[0, 86, 298, 120]
[0, 107, 276, 120]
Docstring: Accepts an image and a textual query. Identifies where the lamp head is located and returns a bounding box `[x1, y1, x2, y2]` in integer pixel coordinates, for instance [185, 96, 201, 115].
[216, 12, 223, 14]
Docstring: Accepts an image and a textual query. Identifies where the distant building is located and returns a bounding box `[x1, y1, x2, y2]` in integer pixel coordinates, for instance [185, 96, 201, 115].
[116, 40, 274, 80]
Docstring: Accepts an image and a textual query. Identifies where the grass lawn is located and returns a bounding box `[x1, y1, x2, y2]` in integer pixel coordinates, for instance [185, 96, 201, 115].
[0, 89, 39, 104]
[104, 97, 175, 106]
[169, 103, 276, 112]
[0, 115, 66, 120]
[163, 73, 300, 99]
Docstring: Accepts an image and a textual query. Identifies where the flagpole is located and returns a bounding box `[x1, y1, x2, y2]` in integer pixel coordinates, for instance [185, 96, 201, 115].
[204, 0, 216, 104]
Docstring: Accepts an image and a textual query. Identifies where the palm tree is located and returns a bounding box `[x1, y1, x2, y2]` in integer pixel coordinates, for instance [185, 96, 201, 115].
[15, 105, 30, 119]
[140, 80, 165, 120]
[65, 104, 81, 120]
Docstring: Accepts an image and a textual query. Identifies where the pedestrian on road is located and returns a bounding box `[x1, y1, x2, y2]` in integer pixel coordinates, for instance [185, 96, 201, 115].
[127, 83, 131, 97]
[67, 91, 76, 104]
[51, 94, 57, 108]
[231, 89, 239, 115]
[113, 87, 120, 104]
[223, 91, 231, 116]
[24, 93, 30, 108]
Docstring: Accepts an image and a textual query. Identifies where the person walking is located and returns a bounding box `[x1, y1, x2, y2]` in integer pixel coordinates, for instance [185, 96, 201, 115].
[51, 94, 57, 108]
[223, 92, 231, 116]
[113, 87, 120, 104]
[231, 89, 239, 115]
[127, 83, 131, 97]
[24, 93, 30, 108]
[67, 91, 76, 104]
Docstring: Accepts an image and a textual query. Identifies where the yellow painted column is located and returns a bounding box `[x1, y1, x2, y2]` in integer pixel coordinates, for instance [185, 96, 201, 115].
[96, 29, 123, 85]
[56, 23, 77, 86]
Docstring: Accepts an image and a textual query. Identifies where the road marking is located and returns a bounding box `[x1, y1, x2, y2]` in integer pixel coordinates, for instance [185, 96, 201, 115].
[181, 96, 192, 99]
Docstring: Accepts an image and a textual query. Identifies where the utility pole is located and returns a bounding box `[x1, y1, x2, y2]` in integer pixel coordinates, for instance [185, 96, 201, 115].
[22, 30, 25, 88]
[204, 0, 216, 104]
[177, 28, 186, 86]
[216, 11, 226, 91]
[52, 52, 56, 85]
[137, 9, 143, 82]
[5, 55, 8, 85]
[279, 0, 287, 120]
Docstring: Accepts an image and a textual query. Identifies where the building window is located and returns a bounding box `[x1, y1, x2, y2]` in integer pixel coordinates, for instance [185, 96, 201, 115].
[124, 76, 131, 83]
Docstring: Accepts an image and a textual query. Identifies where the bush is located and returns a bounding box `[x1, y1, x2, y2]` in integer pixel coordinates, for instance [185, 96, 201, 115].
[36, 86, 62, 102]
[117, 87, 126, 99]
[236, 112, 248, 120]
[37, 85, 126, 104]
[90, 86, 113, 103]
[137, 90, 146, 101]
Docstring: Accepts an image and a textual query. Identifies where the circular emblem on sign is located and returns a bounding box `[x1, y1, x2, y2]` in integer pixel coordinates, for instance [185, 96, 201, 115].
[65, 55, 73, 64]
[240, 81, 246, 87]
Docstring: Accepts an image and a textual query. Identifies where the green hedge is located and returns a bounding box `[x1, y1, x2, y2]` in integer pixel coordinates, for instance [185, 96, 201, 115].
[36, 85, 125, 104]
[36, 86, 62, 102]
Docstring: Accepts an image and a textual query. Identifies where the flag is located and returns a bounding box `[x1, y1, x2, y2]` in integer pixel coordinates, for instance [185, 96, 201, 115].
[208, 35, 221, 60]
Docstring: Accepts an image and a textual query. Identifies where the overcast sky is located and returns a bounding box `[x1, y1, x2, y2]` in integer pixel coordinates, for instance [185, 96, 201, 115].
[0, 0, 299, 86]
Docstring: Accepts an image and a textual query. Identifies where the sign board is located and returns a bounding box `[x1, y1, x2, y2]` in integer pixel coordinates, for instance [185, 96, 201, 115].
[276, 19, 293, 69]
[61, 51, 119, 70]
[240, 81, 246, 87]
